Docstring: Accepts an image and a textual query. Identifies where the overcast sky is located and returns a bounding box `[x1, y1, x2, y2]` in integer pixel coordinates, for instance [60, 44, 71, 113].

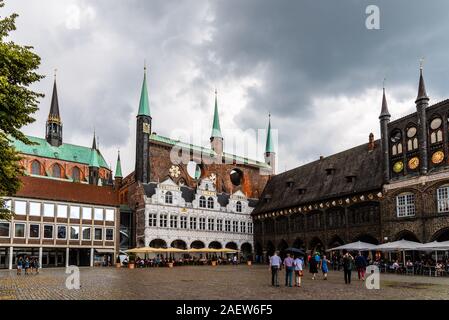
[4, 0, 449, 176]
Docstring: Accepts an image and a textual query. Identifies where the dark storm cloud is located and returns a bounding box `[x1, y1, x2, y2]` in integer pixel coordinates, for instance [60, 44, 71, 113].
[6, 0, 449, 174]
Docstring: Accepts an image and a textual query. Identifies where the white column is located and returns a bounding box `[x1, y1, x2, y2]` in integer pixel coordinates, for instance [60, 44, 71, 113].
[90, 248, 94, 267]
[8, 246, 13, 270]
[38, 247, 43, 267]
[66, 247, 69, 267]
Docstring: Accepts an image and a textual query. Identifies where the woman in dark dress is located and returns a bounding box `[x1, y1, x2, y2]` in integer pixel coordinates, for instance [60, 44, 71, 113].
[309, 256, 318, 280]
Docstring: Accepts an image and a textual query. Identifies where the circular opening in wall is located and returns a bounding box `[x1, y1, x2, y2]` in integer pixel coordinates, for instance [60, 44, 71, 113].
[230, 168, 243, 186]
[187, 161, 202, 180]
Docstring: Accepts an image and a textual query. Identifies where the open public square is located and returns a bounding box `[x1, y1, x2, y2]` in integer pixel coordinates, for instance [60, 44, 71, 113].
[1, 265, 449, 300]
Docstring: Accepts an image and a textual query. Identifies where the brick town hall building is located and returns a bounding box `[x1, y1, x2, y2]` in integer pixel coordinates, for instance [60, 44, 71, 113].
[252, 67, 449, 260]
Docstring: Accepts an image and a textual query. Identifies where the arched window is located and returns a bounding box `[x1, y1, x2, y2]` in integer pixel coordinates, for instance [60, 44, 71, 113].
[437, 186, 449, 213]
[199, 196, 206, 208]
[236, 201, 242, 213]
[430, 117, 443, 144]
[390, 130, 403, 156]
[31, 160, 41, 175]
[406, 126, 418, 151]
[72, 167, 80, 182]
[396, 193, 415, 218]
[207, 197, 214, 209]
[52, 164, 61, 178]
[165, 191, 173, 204]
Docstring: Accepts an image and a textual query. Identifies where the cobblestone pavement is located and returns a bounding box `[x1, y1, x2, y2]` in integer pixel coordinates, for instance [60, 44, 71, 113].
[1, 265, 449, 300]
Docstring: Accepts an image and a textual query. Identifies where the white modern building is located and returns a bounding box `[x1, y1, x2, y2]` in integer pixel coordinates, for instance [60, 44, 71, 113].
[138, 178, 255, 257]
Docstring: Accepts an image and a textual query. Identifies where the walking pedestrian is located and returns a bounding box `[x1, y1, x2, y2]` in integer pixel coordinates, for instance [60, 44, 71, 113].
[24, 257, 30, 275]
[34, 258, 40, 275]
[269, 251, 282, 287]
[283, 253, 294, 287]
[17, 257, 23, 276]
[309, 253, 318, 280]
[355, 252, 368, 280]
[321, 255, 330, 280]
[293, 255, 304, 287]
[342, 251, 354, 284]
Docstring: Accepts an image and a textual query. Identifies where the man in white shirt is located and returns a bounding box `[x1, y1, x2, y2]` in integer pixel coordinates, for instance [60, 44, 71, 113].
[294, 256, 304, 287]
[269, 251, 282, 287]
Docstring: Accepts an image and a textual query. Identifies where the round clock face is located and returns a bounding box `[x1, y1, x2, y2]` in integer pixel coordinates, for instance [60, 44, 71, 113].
[432, 151, 445, 164]
[408, 157, 420, 170]
[393, 161, 404, 173]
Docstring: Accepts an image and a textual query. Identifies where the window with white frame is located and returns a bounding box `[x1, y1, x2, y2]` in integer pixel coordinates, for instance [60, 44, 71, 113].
[199, 196, 206, 208]
[232, 221, 238, 233]
[159, 214, 167, 228]
[170, 215, 178, 228]
[3, 200, 11, 210]
[94, 208, 104, 220]
[207, 197, 214, 209]
[190, 217, 197, 230]
[70, 226, 80, 240]
[43, 225, 53, 239]
[82, 227, 91, 240]
[57, 205, 68, 218]
[149, 213, 157, 227]
[180, 216, 187, 229]
[105, 228, 114, 241]
[437, 186, 449, 212]
[29, 202, 41, 216]
[240, 221, 246, 233]
[29, 224, 40, 238]
[217, 219, 223, 231]
[208, 218, 214, 231]
[396, 193, 416, 217]
[165, 191, 173, 204]
[236, 201, 242, 213]
[94, 228, 102, 240]
[14, 223, 25, 238]
[248, 222, 253, 234]
[43, 203, 55, 217]
[57, 226, 67, 239]
[225, 220, 231, 232]
[0, 222, 10, 238]
[82, 207, 92, 220]
[14, 200, 26, 215]
[105, 209, 114, 221]
[70, 206, 80, 219]
[199, 217, 206, 230]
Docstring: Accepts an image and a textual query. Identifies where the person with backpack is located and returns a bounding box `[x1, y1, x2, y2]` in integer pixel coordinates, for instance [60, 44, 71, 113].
[355, 252, 368, 281]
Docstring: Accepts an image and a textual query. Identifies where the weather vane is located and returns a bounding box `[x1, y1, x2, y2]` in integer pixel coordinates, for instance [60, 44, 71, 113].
[54, 68, 57, 80]
[383, 77, 386, 89]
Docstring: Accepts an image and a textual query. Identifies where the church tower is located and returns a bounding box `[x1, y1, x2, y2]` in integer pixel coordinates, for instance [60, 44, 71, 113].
[415, 65, 430, 175]
[46, 78, 63, 147]
[264, 114, 276, 175]
[210, 90, 223, 157]
[135, 67, 152, 184]
[379, 86, 391, 182]
[89, 133, 100, 185]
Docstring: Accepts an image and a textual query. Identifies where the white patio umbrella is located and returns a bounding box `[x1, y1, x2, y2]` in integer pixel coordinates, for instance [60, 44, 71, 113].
[414, 240, 449, 251]
[328, 241, 378, 251]
[375, 239, 422, 264]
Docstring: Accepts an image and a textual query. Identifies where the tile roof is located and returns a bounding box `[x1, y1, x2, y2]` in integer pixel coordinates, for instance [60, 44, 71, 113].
[253, 140, 383, 214]
[11, 136, 110, 169]
[14, 176, 119, 207]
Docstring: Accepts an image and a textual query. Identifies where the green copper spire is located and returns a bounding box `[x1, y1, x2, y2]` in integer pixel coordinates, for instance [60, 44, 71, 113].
[265, 114, 274, 154]
[115, 151, 123, 178]
[89, 133, 100, 168]
[211, 89, 222, 138]
[138, 66, 151, 117]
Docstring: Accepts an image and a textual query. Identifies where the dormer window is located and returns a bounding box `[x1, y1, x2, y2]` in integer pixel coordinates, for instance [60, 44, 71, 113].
[286, 179, 294, 188]
[325, 168, 336, 176]
[297, 188, 306, 195]
[264, 195, 272, 203]
[236, 201, 242, 213]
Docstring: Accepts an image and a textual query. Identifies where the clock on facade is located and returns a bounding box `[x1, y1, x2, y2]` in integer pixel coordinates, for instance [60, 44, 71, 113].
[432, 151, 445, 164]
[393, 161, 404, 173]
[408, 157, 420, 170]
[169, 165, 181, 178]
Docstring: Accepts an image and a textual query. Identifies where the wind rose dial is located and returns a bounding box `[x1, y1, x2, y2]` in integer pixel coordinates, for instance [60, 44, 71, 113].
[209, 173, 217, 184]
[169, 165, 181, 178]
[408, 157, 420, 170]
[393, 161, 404, 173]
[432, 151, 445, 164]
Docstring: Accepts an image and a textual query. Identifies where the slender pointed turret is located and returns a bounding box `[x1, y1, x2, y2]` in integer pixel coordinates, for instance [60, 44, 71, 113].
[264, 114, 276, 175]
[115, 151, 123, 178]
[46, 74, 63, 147]
[379, 85, 391, 182]
[210, 89, 224, 157]
[415, 63, 429, 175]
[379, 87, 391, 119]
[89, 133, 100, 185]
[135, 65, 152, 183]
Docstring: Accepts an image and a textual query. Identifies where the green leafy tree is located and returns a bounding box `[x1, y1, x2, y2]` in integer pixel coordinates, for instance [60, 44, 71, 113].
[0, 0, 44, 219]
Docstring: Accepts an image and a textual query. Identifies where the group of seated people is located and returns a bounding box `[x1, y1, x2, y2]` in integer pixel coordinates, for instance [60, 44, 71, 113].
[126, 254, 242, 268]
[372, 258, 449, 276]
